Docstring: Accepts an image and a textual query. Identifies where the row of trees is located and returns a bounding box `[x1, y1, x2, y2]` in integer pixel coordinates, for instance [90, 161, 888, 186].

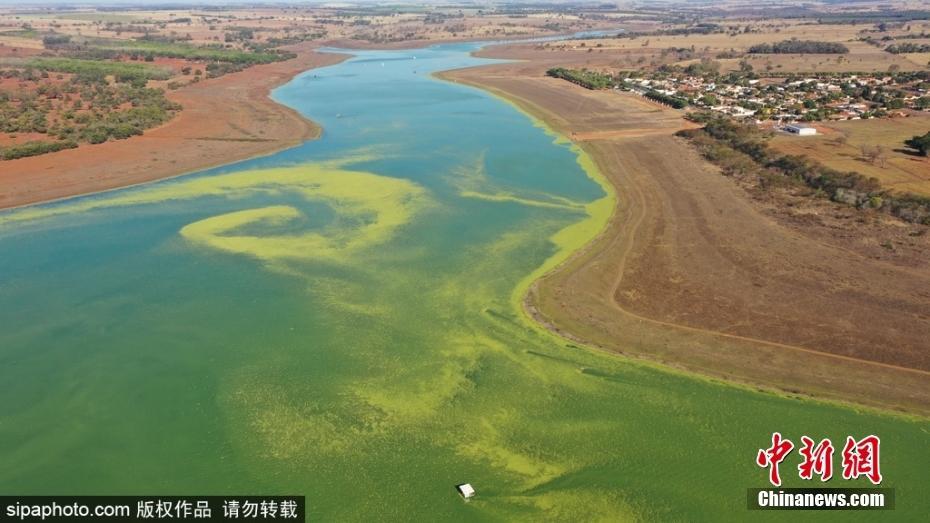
[546, 67, 613, 90]
[643, 90, 688, 109]
[618, 23, 723, 39]
[885, 43, 930, 54]
[545, 68, 689, 109]
[748, 40, 849, 54]
[63, 43, 293, 67]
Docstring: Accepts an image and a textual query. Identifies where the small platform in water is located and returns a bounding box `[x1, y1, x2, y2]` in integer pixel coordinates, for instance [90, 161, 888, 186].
[456, 483, 475, 500]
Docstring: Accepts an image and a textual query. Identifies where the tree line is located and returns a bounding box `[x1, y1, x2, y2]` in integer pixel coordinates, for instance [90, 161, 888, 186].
[0, 140, 77, 161]
[643, 90, 688, 109]
[546, 68, 613, 90]
[748, 40, 849, 54]
[885, 43, 930, 54]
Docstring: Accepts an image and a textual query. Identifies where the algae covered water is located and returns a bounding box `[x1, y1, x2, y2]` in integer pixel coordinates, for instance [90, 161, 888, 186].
[0, 44, 927, 520]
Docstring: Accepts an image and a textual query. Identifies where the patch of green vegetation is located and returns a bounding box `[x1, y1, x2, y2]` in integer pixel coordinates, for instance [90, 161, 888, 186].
[0, 139, 76, 160]
[56, 86, 181, 145]
[749, 40, 849, 54]
[886, 43, 930, 54]
[42, 34, 72, 47]
[644, 89, 689, 108]
[0, 29, 39, 39]
[617, 22, 723, 39]
[24, 57, 171, 82]
[0, 71, 180, 156]
[89, 38, 293, 65]
[802, 9, 930, 24]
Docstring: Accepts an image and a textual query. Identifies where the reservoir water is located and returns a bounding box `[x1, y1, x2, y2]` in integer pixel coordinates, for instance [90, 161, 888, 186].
[0, 43, 926, 520]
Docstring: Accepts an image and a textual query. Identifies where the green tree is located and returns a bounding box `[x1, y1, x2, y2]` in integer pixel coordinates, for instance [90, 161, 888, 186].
[700, 94, 718, 106]
[904, 132, 930, 156]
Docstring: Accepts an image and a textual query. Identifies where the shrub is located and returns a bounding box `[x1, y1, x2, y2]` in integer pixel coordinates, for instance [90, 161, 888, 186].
[42, 34, 72, 47]
[0, 140, 77, 160]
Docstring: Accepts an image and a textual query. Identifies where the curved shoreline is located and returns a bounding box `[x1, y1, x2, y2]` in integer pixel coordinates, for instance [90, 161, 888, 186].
[438, 64, 930, 417]
[0, 45, 349, 211]
[433, 69, 618, 313]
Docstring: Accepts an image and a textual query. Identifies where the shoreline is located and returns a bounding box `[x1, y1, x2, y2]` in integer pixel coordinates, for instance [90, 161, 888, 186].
[0, 29, 612, 212]
[433, 69, 617, 313]
[439, 61, 930, 417]
[0, 44, 349, 211]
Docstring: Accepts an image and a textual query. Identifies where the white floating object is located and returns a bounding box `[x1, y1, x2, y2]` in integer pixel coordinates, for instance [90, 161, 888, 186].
[456, 483, 476, 499]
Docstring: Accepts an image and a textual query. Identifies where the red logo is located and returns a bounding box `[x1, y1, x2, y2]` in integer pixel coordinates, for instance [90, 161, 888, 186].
[757, 433, 882, 486]
[798, 436, 834, 482]
[842, 435, 883, 485]
[756, 432, 794, 487]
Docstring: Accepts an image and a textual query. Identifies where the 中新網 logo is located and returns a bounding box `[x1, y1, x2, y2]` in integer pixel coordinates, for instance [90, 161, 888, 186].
[756, 433, 882, 486]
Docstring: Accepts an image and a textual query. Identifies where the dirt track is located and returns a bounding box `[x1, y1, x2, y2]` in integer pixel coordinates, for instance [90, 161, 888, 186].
[0, 44, 347, 210]
[440, 59, 930, 415]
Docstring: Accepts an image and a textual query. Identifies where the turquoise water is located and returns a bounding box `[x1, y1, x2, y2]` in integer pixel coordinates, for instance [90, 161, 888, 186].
[0, 44, 927, 521]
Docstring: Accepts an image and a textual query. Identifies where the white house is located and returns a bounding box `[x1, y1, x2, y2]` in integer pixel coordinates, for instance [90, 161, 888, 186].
[785, 124, 817, 136]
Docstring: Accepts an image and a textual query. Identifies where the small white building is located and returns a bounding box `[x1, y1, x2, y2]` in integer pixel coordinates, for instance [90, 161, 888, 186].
[785, 124, 817, 136]
[456, 483, 476, 500]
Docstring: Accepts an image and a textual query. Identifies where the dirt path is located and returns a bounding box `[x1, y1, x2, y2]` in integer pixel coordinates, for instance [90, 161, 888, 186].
[0, 44, 348, 210]
[440, 62, 930, 416]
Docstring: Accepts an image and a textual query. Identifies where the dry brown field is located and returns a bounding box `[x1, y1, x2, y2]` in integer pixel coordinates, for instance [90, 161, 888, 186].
[771, 113, 930, 196]
[531, 19, 930, 73]
[0, 6, 616, 50]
